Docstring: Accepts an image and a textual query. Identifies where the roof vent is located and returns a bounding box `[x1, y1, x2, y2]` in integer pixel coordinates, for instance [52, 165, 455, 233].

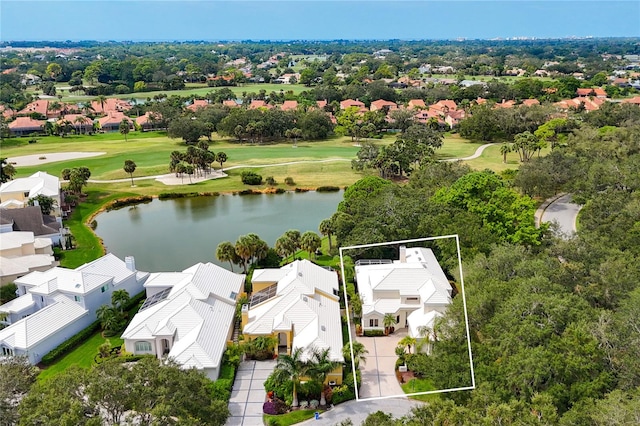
[321, 325, 326, 331]
[75, 283, 80, 288]
[303, 296, 308, 302]
[298, 272, 303, 277]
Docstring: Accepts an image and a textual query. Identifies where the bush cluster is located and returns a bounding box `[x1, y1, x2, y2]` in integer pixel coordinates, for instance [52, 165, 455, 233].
[241, 171, 263, 185]
[315, 186, 340, 192]
[363, 329, 385, 337]
[41, 320, 101, 365]
[158, 192, 200, 199]
[284, 177, 295, 185]
[105, 196, 152, 211]
[294, 188, 310, 193]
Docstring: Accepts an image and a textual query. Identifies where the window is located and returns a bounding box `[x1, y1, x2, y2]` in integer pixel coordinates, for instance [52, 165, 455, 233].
[396, 315, 400, 323]
[369, 318, 379, 327]
[101, 284, 109, 293]
[1, 346, 14, 356]
[74, 295, 81, 302]
[333, 288, 339, 296]
[135, 341, 152, 352]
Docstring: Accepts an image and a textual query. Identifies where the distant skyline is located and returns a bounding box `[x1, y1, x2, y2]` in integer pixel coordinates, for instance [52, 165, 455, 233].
[1, 1, 639, 42]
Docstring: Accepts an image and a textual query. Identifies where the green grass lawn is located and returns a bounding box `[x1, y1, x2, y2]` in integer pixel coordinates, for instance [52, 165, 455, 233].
[264, 409, 321, 426]
[37, 332, 123, 382]
[29, 83, 310, 103]
[401, 377, 440, 402]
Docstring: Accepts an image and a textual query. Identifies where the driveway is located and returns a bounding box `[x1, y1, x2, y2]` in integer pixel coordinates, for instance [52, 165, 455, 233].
[226, 360, 276, 426]
[538, 193, 582, 238]
[354, 329, 405, 399]
[298, 398, 423, 425]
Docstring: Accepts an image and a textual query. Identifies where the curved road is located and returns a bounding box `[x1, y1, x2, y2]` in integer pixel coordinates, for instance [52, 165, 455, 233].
[538, 193, 582, 237]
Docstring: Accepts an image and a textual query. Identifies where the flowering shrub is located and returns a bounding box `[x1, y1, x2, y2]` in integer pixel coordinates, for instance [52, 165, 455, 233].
[263, 398, 288, 415]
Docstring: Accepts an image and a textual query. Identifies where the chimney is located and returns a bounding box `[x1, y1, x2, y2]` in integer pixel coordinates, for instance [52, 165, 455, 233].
[399, 246, 407, 263]
[125, 256, 136, 272]
[241, 304, 249, 329]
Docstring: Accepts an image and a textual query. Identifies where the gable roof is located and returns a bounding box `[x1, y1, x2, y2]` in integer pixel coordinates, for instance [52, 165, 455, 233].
[122, 263, 244, 370]
[244, 260, 343, 363]
[98, 111, 133, 127]
[0, 294, 87, 350]
[0, 205, 60, 237]
[0, 171, 59, 199]
[17, 100, 48, 117]
[280, 100, 298, 111]
[340, 99, 365, 109]
[8, 116, 46, 131]
[91, 98, 132, 114]
[407, 99, 426, 109]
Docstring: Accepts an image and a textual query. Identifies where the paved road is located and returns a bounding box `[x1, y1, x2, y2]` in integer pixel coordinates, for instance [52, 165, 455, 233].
[443, 142, 496, 162]
[539, 193, 582, 237]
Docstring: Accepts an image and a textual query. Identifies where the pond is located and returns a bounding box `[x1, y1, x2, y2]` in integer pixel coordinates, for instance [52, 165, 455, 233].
[94, 191, 344, 272]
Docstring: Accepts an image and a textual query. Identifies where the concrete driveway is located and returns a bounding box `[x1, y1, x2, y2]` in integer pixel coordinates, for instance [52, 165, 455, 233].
[538, 193, 582, 238]
[226, 360, 276, 426]
[354, 329, 405, 399]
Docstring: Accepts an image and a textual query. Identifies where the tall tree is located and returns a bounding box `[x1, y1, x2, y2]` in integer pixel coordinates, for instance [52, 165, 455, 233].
[0, 158, 16, 183]
[307, 347, 342, 406]
[216, 151, 227, 171]
[300, 231, 322, 259]
[123, 160, 137, 186]
[119, 119, 130, 141]
[216, 241, 239, 272]
[271, 347, 309, 408]
[0, 356, 39, 426]
[318, 218, 335, 251]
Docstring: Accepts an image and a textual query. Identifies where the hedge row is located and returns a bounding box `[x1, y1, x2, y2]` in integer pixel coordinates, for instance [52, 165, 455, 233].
[105, 196, 152, 211]
[40, 320, 101, 365]
[40, 291, 146, 366]
[158, 191, 201, 199]
[363, 329, 385, 337]
[316, 186, 340, 192]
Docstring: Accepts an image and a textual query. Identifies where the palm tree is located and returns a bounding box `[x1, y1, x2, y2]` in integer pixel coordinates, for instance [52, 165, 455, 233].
[500, 143, 512, 163]
[307, 347, 341, 407]
[96, 95, 107, 113]
[111, 289, 130, 314]
[300, 231, 321, 259]
[123, 160, 136, 186]
[119, 119, 130, 141]
[216, 241, 238, 272]
[383, 313, 396, 335]
[398, 336, 417, 354]
[271, 347, 309, 408]
[235, 235, 253, 273]
[215, 152, 227, 171]
[74, 116, 87, 135]
[342, 341, 368, 369]
[96, 305, 120, 332]
[318, 219, 335, 251]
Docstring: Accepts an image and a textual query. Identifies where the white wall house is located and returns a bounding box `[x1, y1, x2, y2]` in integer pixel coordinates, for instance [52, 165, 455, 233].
[241, 260, 344, 382]
[0, 172, 62, 219]
[355, 247, 452, 351]
[121, 263, 245, 380]
[0, 253, 148, 364]
[0, 230, 57, 285]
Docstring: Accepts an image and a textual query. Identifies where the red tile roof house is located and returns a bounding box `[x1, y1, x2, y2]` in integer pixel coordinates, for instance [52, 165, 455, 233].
[8, 117, 45, 136]
[316, 100, 328, 110]
[494, 100, 517, 109]
[340, 99, 365, 110]
[370, 99, 398, 112]
[17, 100, 50, 118]
[98, 112, 134, 132]
[407, 99, 426, 109]
[576, 88, 608, 98]
[135, 112, 163, 131]
[60, 114, 94, 134]
[90, 98, 132, 115]
[280, 100, 298, 111]
[554, 97, 606, 112]
[431, 99, 458, 113]
[0, 105, 15, 119]
[248, 100, 273, 109]
[186, 99, 209, 112]
[621, 96, 640, 105]
[223, 99, 240, 108]
[521, 99, 541, 107]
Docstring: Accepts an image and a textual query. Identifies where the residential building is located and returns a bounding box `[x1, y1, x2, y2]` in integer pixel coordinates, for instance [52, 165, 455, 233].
[98, 112, 133, 132]
[370, 99, 398, 112]
[0, 230, 57, 285]
[0, 254, 148, 363]
[241, 260, 344, 383]
[122, 263, 244, 380]
[90, 98, 132, 115]
[355, 246, 452, 352]
[280, 100, 298, 111]
[0, 205, 62, 245]
[340, 99, 365, 110]
[17, 100, 49, 118]
[0, 172, 61, 217]
[7, 117, 45, 136]
[186, 99, 209, 112]
[60, 114, 94, 134]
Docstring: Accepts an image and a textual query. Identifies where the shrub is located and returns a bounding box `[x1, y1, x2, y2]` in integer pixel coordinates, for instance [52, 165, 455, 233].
[294, 188, 310, 193]
[263, 398, 288, 415]
[363, 329, 385, 337]
[208, 378, 232, 401]
[310, 400, 319, 409]
[316, 186, 340, 192]
[265, 176, 277, 186]
[274, 187, 286, 194]
[237, 189, 261, 195]
[158, 192, 200, 199]
[241, 171, 263, 185]
[41, 320, 101, 365]
[299, 400, 309, 409]
[331, 385, 354, 405]
[284, 176, 295, 185]
[105, 196, 152, 211]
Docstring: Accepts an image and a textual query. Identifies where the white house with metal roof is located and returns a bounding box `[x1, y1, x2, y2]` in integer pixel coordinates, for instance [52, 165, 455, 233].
[121, 262, 245, 380]
[355, 246, 452, 344]
[0, 171, 61, 216]
[0, 253, 148, 363]
[241, 260, 344, 383]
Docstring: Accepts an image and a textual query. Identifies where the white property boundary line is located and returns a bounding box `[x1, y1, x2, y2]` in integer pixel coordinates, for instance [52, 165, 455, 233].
[339, 235, 476, 402]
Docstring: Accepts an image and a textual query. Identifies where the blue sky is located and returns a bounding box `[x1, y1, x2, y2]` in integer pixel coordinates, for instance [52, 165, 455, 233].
[1, 1, 638, 41]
